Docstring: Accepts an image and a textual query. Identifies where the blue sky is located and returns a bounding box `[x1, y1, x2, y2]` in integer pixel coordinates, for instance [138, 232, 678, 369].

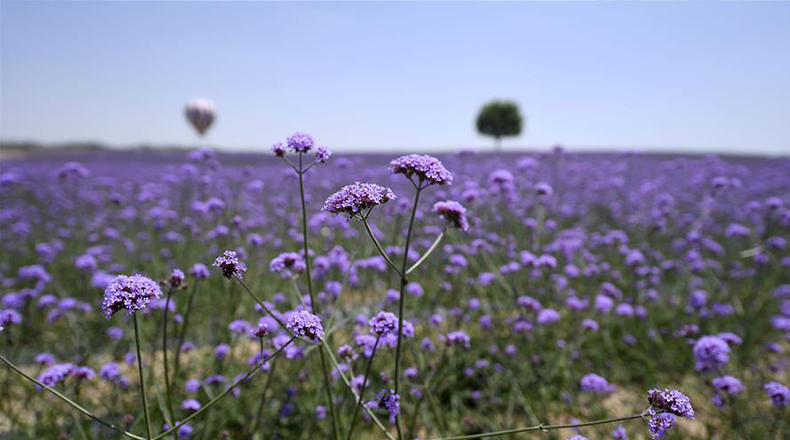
[1, 1, 789, 154]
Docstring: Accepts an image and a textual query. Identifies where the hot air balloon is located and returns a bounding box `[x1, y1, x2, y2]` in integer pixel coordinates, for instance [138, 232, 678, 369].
[184, 98, 216, 136]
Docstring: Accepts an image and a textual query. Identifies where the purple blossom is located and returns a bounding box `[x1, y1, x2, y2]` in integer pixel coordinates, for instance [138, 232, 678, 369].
[432, 200, 469, 231]
[764, 382, 790, 407]
[270, 252, 306, 274]
[285, 309, 324, 342]
[580, 373, 615, 393]
[693, 336, 730, 371]
[213, 250, 247, 279]
[287, 132, 314, 153]
[647, 388, 695, 419]
[37, 363, 74, 388]
[389, 154, 453, 185]
[369, 311, 398, 336]
[323, 182, 396, 217]
[102, 274, 162, 318]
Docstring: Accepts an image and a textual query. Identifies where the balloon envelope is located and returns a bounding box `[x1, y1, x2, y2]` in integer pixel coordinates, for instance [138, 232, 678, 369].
[185, 98, 216, 136]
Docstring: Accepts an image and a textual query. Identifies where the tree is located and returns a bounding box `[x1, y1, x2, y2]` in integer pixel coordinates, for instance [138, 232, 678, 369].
[476, 100, 524, 150]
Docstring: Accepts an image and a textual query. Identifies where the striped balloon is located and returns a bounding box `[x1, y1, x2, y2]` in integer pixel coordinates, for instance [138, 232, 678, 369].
[184, 98, 216, 136]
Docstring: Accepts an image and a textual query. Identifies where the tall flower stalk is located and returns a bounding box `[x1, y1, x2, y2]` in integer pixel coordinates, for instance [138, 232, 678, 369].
[132, 313, 154, 440]
[272, 133, 339, 439]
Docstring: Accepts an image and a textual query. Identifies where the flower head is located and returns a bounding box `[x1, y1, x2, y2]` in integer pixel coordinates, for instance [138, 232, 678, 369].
[287, 132, 314, 153]
[270, 252, 306, 275]
[646, 410, 676, 438]
[389, 154, 453, 185]
[102, 274, 162, 318]
[647, 388, 695, 419]
[271, 142, 286, 157]
[764, 382, 790, 407]
[445, 330, 471, 349]
[285, 309, 324, 342]
[169, 269, 185, 288]
[692, 336, 730, 371]
[580, 373, 615, 393]
[323, 182, 396, 217]
[315, 146, 331, 163]
[213, 251, 247, 279]
[369, 311, 398, 336]
[376, 389, 400, 424]
[432, 200, 469, 231]
[37, 363, 74, 388]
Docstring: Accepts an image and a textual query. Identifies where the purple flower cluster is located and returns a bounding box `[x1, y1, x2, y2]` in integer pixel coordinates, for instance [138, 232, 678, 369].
[647, 388, 695, 419]
[369, 311, 398, 336]
[764, 382, 789, 407]
[323, 182, 396, 217]
[102, 274, 162, 318]
[432, 200, 469, 231]
[580, 373, 615, 393]
[389, 154, 453, 185]
[376, 389, 400, 424]
[213, 251, 247, 279]
[692, 335, 730, 371]
[285, 309, 324, 342]
[270, 252, 306, 275]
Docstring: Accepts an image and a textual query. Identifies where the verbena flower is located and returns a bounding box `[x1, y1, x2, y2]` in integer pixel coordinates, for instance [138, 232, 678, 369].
[369, 311, 398, 336]
[764, 382, 790, 407]
[432, 200, 469, 231]
[445, 330, 471, 349]
[647, 388, 695, 419]
[389, 154, 453, 185]
[285, 309, 324, 342]
[287, 132, 314, 153]
[567, 436, 589, 440]
[102, 274, 162, 318]
[323, 182, 396, 217]
[646, 410, 676, 438]
[315, 146, 331, 163]
[37, 363, 74, 388]
[712, 376, 744, 396]
[580, 373, 615, 393]
[692, 336, 730, 371]
[169, 269, 185, 288]
[270, 252, 307, 275]
[376, 389, 400, 424]
[182, 399, 201, 411]
[213, 251, 247, 279]
[190, 263, 210, 279]
[271, 142, 286, 157]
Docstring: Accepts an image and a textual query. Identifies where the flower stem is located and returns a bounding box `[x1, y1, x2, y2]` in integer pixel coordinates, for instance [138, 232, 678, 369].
[394, 184, 422, 440]
[345, 335, 381, 440]
[406, 230, 444, 275]
[362, 216, 401, 276]
[431, 413, 647, 440]
[298, 152, 340, 440]
[162, 287, 178, 440]
[173, 280, 198, 381]
[133, 313, 154, 440]
[0, 353, 146, 440]
[151, 336, 295, 440]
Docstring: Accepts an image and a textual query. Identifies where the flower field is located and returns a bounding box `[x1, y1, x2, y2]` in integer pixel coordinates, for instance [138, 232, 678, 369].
[0, 142, 788, 440]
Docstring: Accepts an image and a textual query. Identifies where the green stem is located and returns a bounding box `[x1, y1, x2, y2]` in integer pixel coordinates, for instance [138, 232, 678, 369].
[133, 313, 154, 440]
[362, 216, 402, 276]
[298, 154, 339, 440]
[152, 336, 295, 440]
[431, 413, 647, 440]
[406, 230, 445, 275]
[173, 280, 199, 383]
[394, 183, 423, 440]
[0, 353, 145, 439]
[162, 287, 178, 440]
[345, 335, 381, 440]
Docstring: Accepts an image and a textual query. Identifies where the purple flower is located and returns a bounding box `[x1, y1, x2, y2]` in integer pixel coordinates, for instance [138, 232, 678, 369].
[0, 309, 22, 327]
[692, 336, 730, 371]
[270, 252, 306, 275]
[285, 309, 324, 342]
[567, 436, 589, 440]
[646, 410, 676, 438]
[102, 274, 162, 318]
[37, 363, 74, 388]
[389, 154, 453, 185]
[228, 320, 252, 335]
[323, 182, 396, 217]
[213, 251, 247, 279]
[647, 388, 695, 419]
[369, 311, 398, 336]
[271, 142, 286, 157]
[169, 269, 185, 288]
[764, 382, 790, 407]
[712, 376, 744, 396]
[250, 323, 269, 338]
[445, 331, 471, 349]
[537, 308, 561, 325]
[315, 146, 331, 163]
[34, 353, 56, 365]
[580, 373, 615, 393]
[182, 399, 201, 411]
[190, 263, 210, 279]
[287, 132, 315, 153]
[432, 200, 469, 231]
[376, 389, 401, 424]
[612, 425, 628, 440]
